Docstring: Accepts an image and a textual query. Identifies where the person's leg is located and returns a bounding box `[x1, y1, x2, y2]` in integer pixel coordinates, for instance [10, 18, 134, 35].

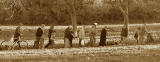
[103, 39, 106, 46]
[99, 38, 103, 46]
[64, 37, 66, 48]
[12, 38, 17, 49]
[64, 38, 71, 48]
[136, 38, 138, 44]
[17, 37, 21, 48]
[34, 36, 40, 48]
[137, 34, 140, 44]
[70, 39, 73, 47]
[89, 36, 92, 46]
[17, 41, 21, 48]
[93, 35, 96, 46]
[139, 35, 143, 44]
[99, 41, 102, 46]
[120, 36, 123, 43]
[40, 38, 45, 49]
[79, 38, 82, 47]
[142, 35, 145, 44]
[45, 39, 51, 48]
[90, 36, 93, 46]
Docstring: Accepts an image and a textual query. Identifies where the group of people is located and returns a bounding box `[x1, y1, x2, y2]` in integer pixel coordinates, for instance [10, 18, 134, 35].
[134, 24, 154, 44]
[63, 23, 109, 47]
[11, 23, 153, 49]
[12, 23, 56, 48]
[120, 23, 154, 44]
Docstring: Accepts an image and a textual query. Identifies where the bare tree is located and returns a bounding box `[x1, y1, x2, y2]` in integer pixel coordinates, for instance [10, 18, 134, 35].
[109, 0, 129, 32]
[108, 0, 147, 37]
[0, 0, 26, 22]
[52, 0, 84, 37]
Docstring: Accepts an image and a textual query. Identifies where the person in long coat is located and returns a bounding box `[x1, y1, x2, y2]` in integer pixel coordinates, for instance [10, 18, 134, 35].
[34, 24, 45, 49]
[99, 27, 107, 46]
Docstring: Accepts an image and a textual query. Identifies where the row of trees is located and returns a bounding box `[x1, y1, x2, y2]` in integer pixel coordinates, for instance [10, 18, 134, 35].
[0, 0, 159, 25]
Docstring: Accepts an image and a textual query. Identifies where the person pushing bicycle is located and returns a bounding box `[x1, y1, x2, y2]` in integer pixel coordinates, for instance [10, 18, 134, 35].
[13, 23, 23, 48]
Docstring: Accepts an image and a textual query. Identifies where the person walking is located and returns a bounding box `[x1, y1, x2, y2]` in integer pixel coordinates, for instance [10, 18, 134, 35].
[45, 25, 56, 48]
[88, 23, 97, 46]
[134, 27, 140, 44]
[64, 26, 74, 48]
[99, 26, 107, 46]
[120, 26, 128, 43]
[139, 24, 147, 44]
[34, 24, 45, 49]
[78, 26, 85, 47]
[12, 23, 23, 48]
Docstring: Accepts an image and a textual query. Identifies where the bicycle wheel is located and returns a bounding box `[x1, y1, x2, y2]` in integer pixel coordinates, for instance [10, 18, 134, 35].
[20, 41, 29, 49]
[0, 40, 10, 49]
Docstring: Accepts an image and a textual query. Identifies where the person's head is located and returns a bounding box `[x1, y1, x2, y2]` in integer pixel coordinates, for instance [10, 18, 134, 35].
[41, 24, 45, 28]
[18, 23, 23, 26]
[68, 25, 73, 30]
[93, 23, 98, 26]
[92, 23, 97, 28]
[50, 25, 54, 29]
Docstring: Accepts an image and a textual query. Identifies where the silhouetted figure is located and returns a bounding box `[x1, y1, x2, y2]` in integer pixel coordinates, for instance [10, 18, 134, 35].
[64, 26, 74, 48]
[134, 27, 140, 43]
[147, 33, 154, 42]
[120, 27, 128, 42]
[34, 24, 45, 49]
[99, 27, 107, 46]
[45, 25, 56, 48]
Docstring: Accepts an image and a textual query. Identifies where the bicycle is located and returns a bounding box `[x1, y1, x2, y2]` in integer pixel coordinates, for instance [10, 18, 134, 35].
[0, 37, 29, 50]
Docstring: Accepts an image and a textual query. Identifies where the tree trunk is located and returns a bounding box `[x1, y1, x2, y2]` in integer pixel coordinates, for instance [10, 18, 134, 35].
[71, 6, 77, 37]
[124, 6, 129, 29]
[119, 5, 129, 37]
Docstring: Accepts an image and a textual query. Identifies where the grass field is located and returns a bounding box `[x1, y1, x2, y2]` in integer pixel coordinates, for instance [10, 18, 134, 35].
[0, 23, 160, 62]
[1, 44, 160, 62]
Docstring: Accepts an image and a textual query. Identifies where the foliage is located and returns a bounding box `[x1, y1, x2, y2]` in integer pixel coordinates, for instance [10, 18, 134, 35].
[0, 0, 159, 25]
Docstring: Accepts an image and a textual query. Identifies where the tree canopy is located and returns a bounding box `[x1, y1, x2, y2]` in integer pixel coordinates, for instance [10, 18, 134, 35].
[0, 0, 159, 25]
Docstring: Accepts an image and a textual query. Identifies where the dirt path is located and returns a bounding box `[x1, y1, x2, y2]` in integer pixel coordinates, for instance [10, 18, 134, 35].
[0, 44, 160, 62]
[0, 44, 160, 58]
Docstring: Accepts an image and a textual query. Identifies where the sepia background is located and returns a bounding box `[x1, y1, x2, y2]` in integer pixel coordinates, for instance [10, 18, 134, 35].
[0, 0, 159, 25]
[0, 0, 160, 62]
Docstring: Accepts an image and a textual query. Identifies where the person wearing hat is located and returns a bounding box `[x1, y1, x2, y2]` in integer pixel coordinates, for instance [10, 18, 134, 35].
[99, 26, 107, 46]
[45, 25, 56, 48]
[13, 23, 23, 48]
[34, 24, 45, 48]
[88, 23, 97, 46]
